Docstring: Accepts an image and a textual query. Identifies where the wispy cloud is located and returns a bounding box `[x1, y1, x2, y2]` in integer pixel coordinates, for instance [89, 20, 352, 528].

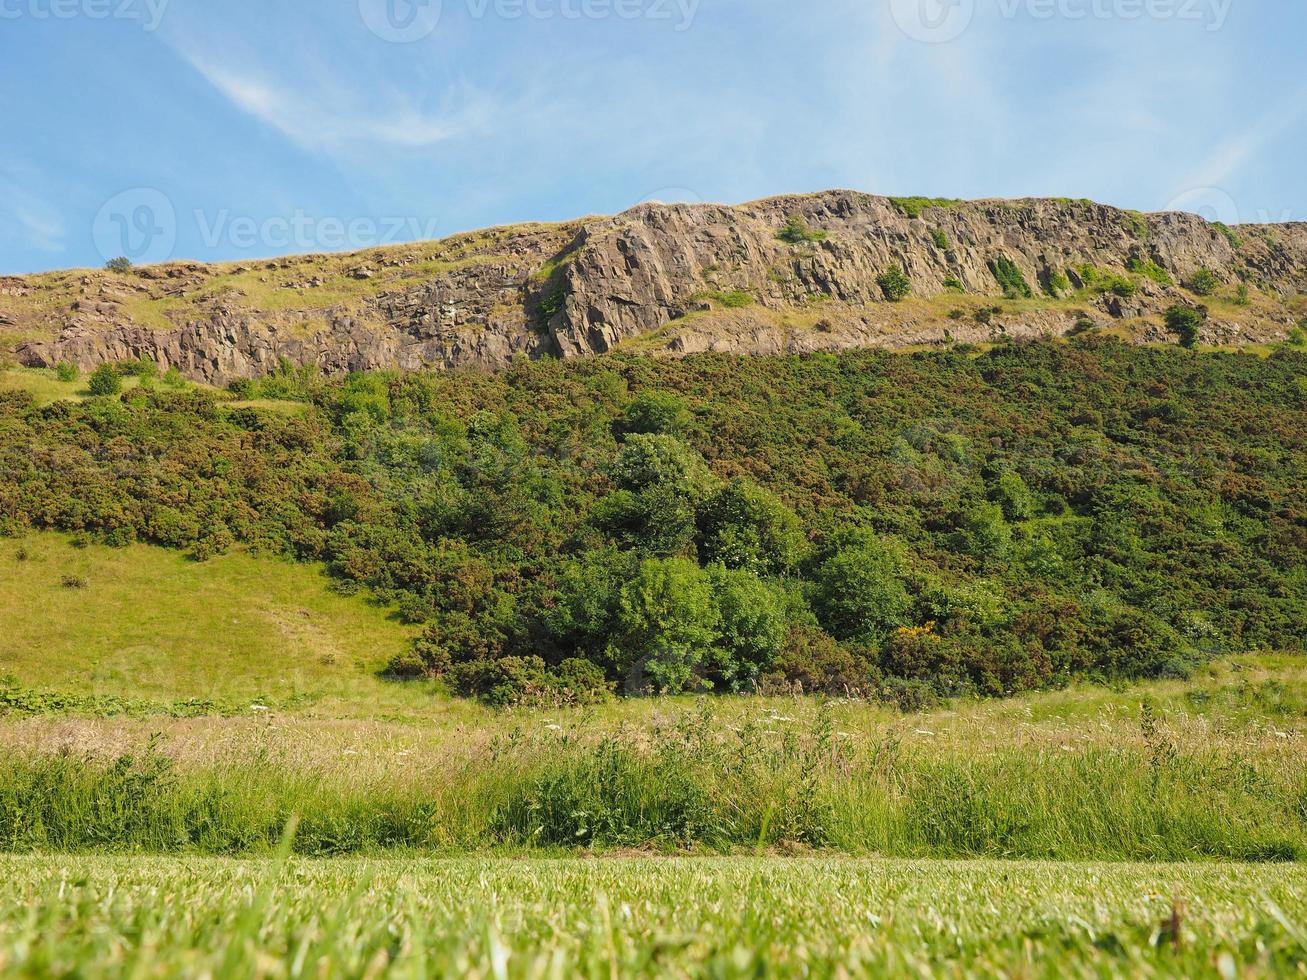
[168, 43, 495, 152]
[1181, 89, 1307, 191]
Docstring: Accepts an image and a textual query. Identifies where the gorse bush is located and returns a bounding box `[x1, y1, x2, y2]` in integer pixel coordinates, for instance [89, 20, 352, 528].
[777, 215, 827, 245]
[86, 364, 122, 396]
[877, 266, 911, 302]
[1188, 268, 1220, 296]
[1, 341, 1304, 702]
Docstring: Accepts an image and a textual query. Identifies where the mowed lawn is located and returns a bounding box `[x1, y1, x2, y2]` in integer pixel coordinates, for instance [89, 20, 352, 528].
[0, 533, 416, 705]
[1, 855, 1304, 978]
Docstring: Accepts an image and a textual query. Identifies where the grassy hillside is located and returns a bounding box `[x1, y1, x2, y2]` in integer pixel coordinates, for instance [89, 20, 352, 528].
[2, 341, 1305, 710]
[0, 532, 417, 707]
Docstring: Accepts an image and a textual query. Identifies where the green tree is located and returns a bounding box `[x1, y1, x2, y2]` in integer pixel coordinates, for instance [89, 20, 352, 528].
[87, 364, 123, 396]
[958, 501, 1012, 563]
[696, 479, 805, 574]
[1164, 304, 1206, 348]
[613, 558, 719, 694]
[811, 538, 910, 645]
[706, 566, 789, 690]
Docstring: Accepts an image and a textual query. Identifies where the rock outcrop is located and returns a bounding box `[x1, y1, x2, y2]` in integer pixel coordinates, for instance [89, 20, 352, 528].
[6, 191, 1306, 383]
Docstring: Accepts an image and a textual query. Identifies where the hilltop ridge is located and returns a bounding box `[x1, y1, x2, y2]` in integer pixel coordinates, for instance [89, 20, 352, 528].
[3, 190, 1305, 383]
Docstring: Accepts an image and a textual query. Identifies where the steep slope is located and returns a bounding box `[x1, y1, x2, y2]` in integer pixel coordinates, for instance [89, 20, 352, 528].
[4, 191, 1306, 383]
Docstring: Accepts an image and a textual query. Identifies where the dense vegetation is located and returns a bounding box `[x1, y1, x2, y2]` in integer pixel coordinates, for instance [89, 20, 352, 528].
[1, 339, 1304, 704]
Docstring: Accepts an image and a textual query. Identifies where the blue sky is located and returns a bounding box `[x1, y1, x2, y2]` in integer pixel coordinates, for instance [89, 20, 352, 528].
[1, 0, 1304, 273]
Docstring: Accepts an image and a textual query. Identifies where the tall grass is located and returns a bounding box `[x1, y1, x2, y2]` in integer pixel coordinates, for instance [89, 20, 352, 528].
[2, 704, 1302, 860]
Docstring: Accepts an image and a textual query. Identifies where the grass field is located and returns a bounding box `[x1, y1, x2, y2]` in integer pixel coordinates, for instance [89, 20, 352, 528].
[1, 855, 1304, 977]
[0, 532, 419, 709]
[1, 530, 1304, 974]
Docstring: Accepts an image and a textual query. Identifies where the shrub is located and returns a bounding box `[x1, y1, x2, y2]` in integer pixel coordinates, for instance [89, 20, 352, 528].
[714, 290, 755, 309]
[1164, 304, 1206, 348]
[989, 256, 1032, 299]
[1126, 257, 1173, 285]
[1234, 284, 1250, 306]
[451, 656, 555, 707]
[1101, 276, 1137, 299]
[991, 470, 1035, 522]
[617, 391, 690, 437]
[957, 501, 1011, 563]
[1043, 269, 1072, 296]
[877, 266, 911, 302]
[943, 277, 965, 293]
[227, 378, 257, 400]
[1188, 268, 1220, 296]
[767, 625, 878, 695]
[777, 215, 827, 245]
[60, 575, 87, 590]
[87, 364, 123, 396]
[812, 538, 910, 646]
[696, 479, 805, 574]
[54, 363, 79, 382]
[1212, 221, 1242, 249]
[104, 256, 133, 273]
[930, 229, 949, 250]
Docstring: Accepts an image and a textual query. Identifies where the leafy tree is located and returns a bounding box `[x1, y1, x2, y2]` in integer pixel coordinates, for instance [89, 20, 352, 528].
[613, 558, 719, 694]
[705, 566, 789, 690]
[104, 256, 133, 273]
[811, 538, 911, 646]
[87, 364, 123, 396]
[696, 479, 805, 574]
[1165, 304, 1206, 348]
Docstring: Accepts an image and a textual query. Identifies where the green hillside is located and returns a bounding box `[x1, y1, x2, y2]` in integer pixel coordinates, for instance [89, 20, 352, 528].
[1, 338, 1304, 708]
[0, 533, 416, 707]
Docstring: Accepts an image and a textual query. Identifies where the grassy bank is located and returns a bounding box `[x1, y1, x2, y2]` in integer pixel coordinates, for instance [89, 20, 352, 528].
[1, 855, 1304, 977]
[2, 698, 1303, 860]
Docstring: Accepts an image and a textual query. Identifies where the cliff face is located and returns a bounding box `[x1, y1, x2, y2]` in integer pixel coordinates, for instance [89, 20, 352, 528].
[5, 191, 1306, 383]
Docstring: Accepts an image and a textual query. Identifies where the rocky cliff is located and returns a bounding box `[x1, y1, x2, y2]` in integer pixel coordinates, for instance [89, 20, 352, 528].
[5, 191, 1306, 383]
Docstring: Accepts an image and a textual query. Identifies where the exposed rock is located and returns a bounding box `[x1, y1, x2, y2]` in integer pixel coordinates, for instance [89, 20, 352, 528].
[6, 191, 1307, 384]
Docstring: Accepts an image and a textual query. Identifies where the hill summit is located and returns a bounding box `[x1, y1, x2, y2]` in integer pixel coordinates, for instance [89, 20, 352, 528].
[4, 191, 1305, 383]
